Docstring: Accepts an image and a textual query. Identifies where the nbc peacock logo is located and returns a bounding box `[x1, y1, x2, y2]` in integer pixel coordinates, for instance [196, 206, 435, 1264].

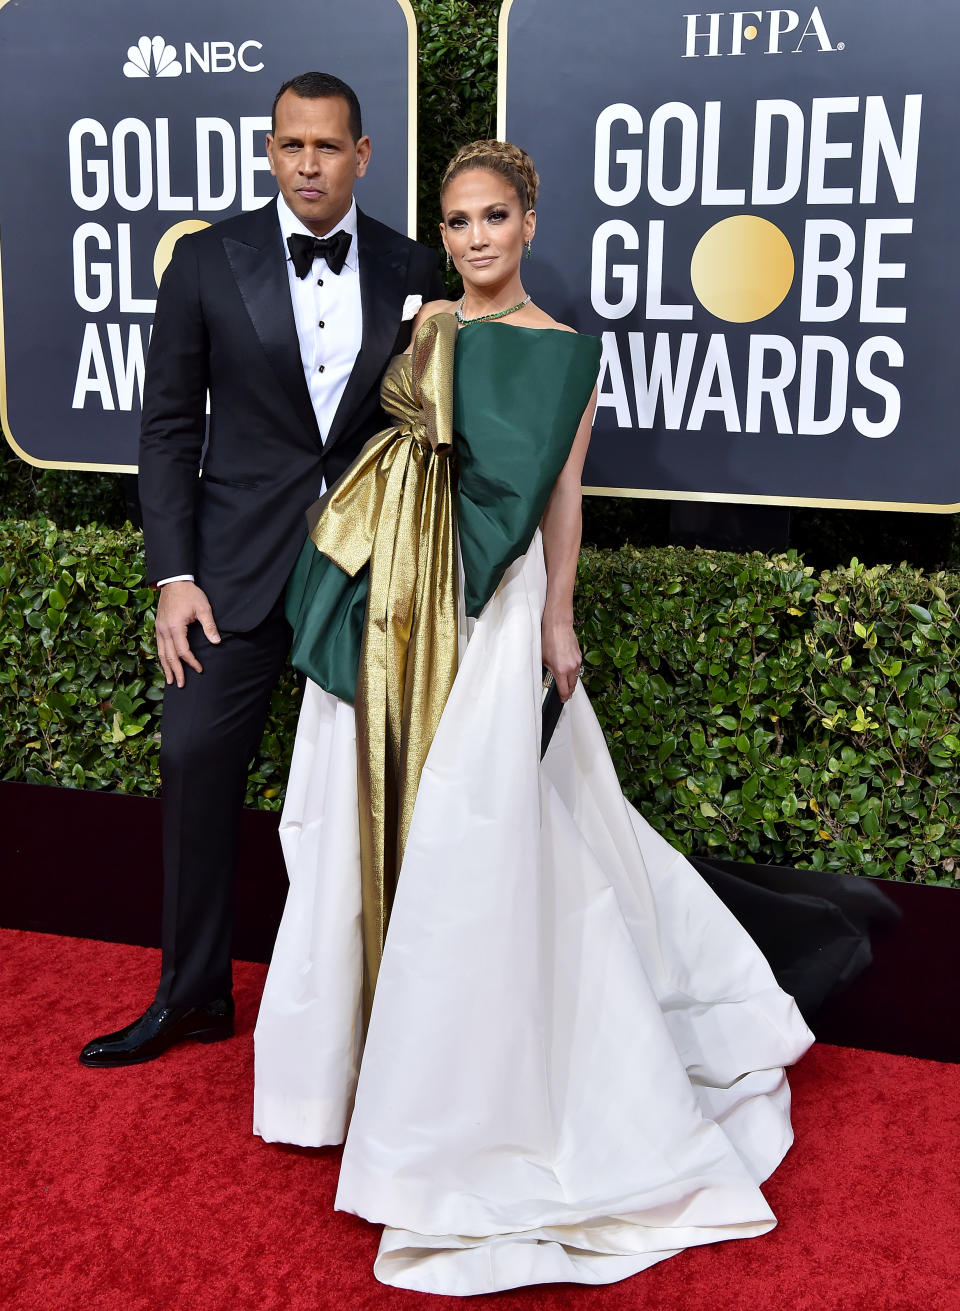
[123, 35, 183, 78]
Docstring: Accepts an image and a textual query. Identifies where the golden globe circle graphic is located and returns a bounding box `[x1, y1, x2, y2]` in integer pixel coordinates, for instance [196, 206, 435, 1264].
[153, 220, 211, 287]
[690, 215, 794, 323]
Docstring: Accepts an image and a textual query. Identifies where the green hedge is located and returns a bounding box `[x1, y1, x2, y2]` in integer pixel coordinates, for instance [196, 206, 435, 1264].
[578, 545, 960, 886]
[3, 518, 958, 886]
[0, 519, 298, 807]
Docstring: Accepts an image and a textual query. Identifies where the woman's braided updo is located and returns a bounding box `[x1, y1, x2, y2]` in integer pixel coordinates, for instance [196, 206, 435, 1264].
[441, 140, 539, 212]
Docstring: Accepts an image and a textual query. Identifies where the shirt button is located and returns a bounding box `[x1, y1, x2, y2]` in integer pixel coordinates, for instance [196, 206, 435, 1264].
[318, 320, 325, 328]
[316, 277, 324, 286]
[318, 364, 325, 372]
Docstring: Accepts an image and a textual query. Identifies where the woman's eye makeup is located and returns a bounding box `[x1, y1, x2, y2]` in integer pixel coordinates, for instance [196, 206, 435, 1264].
[445, 208, 511, 229]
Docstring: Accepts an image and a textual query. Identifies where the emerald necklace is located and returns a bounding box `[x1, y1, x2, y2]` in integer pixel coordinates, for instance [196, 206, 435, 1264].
[455, 294, 531, 326]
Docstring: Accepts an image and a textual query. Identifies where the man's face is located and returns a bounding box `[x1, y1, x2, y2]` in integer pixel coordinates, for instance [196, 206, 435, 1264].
[266, 92, 370, 236]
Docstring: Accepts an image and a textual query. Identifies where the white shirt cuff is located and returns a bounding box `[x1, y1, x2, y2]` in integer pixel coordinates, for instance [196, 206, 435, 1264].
[156, 574, 195, 586]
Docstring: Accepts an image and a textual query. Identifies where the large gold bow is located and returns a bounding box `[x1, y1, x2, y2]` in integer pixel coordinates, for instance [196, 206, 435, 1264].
[308, 312, 459, 1024]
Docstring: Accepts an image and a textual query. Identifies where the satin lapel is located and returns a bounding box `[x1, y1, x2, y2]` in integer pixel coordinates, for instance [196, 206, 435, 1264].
[222, 207, 322, 447]
[323, 210, 409, 457]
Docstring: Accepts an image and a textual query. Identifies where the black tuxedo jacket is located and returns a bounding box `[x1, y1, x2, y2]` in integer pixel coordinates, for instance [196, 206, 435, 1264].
[139, 201, 445, 632]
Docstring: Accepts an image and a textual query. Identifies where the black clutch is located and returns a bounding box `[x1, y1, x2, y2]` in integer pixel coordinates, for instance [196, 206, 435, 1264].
[541, 668, 564, 759]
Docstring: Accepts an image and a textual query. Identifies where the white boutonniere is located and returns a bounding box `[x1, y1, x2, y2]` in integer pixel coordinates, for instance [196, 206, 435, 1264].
[401, 294, 422, 321]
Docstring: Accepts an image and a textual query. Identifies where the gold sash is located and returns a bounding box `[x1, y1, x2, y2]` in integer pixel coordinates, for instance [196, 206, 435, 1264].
[308, 312, 459, 1023]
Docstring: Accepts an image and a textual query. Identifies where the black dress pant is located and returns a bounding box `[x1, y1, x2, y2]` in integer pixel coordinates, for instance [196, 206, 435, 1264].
[155, 599, 291, 1007]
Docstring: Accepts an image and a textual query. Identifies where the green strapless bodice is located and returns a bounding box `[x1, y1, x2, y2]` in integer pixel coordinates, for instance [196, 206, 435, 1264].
[452, 322, 603, 616]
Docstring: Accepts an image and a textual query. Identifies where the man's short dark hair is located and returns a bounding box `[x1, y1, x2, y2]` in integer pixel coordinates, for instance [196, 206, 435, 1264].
[271, 72, 363, 142]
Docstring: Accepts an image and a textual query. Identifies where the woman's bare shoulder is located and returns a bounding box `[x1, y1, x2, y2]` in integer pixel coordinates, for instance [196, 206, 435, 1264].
[403, 300, 459, 353]
[416, 298, 459, 322]
[404, 299, 458, 352]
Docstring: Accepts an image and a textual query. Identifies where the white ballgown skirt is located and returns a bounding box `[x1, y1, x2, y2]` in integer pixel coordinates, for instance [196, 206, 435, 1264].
[253, 531, 814, 1296]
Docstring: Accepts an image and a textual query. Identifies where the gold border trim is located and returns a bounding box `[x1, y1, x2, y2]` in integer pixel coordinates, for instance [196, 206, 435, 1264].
[496, 0, 514, 140]
[0, 0, 419, 472]
[582, 484, 960, 515]
[396, 0, 418, 238]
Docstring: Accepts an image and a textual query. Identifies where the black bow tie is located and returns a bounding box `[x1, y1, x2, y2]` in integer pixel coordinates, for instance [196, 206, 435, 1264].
[287, 229, 352, 278]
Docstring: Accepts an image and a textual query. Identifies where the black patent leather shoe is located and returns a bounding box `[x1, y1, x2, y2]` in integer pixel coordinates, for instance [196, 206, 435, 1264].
[79, 997, 235, 1067]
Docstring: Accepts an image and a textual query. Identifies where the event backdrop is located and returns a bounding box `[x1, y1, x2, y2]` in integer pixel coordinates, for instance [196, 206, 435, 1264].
[499, 0, 959, 509]
[0, 0, 415, 471]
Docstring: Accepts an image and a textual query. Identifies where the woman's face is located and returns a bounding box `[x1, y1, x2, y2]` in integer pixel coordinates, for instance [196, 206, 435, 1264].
[440, 169, 536, 291]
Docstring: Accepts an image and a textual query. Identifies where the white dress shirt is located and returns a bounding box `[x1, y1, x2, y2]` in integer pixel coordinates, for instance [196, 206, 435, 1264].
[276, 191, 363, 441]
[159, 193, 363, 587]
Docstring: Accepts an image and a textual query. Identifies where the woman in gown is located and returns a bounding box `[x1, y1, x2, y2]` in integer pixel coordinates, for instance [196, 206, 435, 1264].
[253, 140, 814, 1296]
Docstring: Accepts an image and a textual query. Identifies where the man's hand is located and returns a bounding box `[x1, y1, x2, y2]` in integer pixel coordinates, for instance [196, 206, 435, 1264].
[155, 581, 220, 687]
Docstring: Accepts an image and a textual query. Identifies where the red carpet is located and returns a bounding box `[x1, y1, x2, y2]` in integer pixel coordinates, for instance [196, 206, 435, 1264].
[2, 929, 958, 1311]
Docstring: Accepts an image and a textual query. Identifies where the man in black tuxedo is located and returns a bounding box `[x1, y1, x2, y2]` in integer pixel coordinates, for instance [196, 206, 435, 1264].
[80, 72, 444, 1067]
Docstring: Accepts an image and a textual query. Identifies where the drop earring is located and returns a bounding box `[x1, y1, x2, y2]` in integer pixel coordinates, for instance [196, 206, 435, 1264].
[446, 250, 452, 271]
[524, 240, 532, 260]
